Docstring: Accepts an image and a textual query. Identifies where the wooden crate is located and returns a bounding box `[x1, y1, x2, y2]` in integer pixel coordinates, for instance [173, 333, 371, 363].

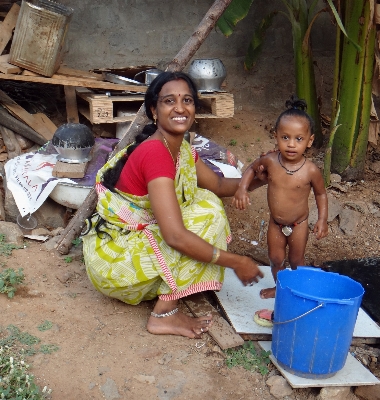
[76, 88, 234, 124]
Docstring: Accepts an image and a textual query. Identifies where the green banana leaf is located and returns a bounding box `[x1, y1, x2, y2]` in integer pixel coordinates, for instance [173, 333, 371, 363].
[217, 0, 255, 37]
[323, 101, 341, 187]
[325, 0, 361, 52]
[244, 12, 277, 70]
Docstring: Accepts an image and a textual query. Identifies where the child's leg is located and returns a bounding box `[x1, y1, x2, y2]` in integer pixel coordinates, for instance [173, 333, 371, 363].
[287, 221, 309, 269]
[260, 217, 287, 299]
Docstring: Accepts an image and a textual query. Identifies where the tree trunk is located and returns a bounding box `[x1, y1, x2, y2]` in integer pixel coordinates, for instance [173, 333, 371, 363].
[55, 0, 234, 255]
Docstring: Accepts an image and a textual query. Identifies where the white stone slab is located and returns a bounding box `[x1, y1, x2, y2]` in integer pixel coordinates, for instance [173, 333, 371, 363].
[216, 266, 380, 338]
[258, 341, 380, 388]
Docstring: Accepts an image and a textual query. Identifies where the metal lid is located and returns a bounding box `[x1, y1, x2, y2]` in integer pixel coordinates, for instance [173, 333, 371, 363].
[52, 123, 95, 149]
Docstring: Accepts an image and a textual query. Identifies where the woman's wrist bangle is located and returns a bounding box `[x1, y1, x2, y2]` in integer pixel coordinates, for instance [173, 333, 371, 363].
[210, 247, 221, 264]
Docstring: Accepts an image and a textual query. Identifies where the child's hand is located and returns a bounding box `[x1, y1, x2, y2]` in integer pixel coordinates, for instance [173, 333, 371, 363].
[313, 219, 328, 240]
[232, 188, 250, 210]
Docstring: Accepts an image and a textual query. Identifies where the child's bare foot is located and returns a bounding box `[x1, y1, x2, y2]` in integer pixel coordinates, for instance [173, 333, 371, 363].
[260, 287, 276, 299]
[147, 311, 212, 338]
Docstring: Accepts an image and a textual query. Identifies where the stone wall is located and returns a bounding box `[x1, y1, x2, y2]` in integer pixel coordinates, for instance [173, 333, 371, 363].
[58, 0, 335, 113]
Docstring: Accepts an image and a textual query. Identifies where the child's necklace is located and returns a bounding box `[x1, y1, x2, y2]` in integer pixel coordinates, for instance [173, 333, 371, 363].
[278, 153, 306, 175]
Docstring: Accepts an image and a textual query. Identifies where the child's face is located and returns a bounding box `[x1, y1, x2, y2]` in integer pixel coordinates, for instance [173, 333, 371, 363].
[275, 116, 314, 161]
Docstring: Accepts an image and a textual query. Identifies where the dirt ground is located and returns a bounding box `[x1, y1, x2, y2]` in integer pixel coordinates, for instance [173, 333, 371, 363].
[1, 109, 380, 400]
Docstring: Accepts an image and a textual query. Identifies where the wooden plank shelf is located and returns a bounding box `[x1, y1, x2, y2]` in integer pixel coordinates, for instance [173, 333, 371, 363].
[76, 87, 234, 124]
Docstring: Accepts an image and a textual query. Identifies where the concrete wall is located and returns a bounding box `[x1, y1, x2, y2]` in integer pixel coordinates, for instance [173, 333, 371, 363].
[58, 0, 335, 113]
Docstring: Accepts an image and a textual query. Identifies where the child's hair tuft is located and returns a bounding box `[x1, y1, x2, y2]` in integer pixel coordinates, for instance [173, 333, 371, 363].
[285, 95, 307, 112]
[275, 95, 315, 135]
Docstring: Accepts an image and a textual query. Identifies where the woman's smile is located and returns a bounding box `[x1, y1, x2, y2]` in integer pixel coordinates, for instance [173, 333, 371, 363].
[153, 79, 195, 134]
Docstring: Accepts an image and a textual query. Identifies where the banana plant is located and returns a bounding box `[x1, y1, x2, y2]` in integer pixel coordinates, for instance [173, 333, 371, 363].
[217, 0, 363, 150]
[218, 0, 376, 178]
[217, 0, 328, 147]
[330, 0, 376, 178]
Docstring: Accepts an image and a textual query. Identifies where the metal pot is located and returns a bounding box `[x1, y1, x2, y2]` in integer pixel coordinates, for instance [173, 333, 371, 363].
[134, 68, 163, 85]
[188, 58, 226, 91]
[52, 123, 95, 163]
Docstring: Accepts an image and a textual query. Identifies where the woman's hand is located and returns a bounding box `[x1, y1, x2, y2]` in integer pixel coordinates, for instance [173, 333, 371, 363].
[232, 256, 264, 286]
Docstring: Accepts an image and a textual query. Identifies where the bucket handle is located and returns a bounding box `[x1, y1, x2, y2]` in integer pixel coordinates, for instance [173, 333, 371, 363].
[273, 303, 324, 325]
[291, 289, 355, 305]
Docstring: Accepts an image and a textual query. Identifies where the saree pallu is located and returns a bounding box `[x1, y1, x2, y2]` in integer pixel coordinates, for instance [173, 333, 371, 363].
[82, 140, 231, 305]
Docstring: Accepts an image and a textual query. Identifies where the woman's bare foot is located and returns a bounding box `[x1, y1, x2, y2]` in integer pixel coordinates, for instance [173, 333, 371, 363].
[260, 287, 276, 299]
[147, 311, 212, 338]
[147, 298, 212, 338]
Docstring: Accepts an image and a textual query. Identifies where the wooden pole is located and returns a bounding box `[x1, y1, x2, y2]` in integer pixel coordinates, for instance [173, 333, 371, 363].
[0, 106, 47, 146]
[56, 0, 233, 254]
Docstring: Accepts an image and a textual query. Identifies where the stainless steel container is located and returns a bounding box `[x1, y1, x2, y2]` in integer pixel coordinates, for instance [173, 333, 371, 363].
[9, 0, 73, 77]
[52, 123, 94, 164]
[134, 68, 163, 85]
[188, 59, 227, 91]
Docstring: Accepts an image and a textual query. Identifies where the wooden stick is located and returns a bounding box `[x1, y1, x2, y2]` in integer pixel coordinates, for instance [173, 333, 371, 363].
[0, 73, 147, 92]
[0, 3, 20, 55]
[0, 89, 54, 140]
[56, 0, 233, 254]
[0, 125, 21, 159]
[64, 86, 79, 123]
[0, 107, 47, 146]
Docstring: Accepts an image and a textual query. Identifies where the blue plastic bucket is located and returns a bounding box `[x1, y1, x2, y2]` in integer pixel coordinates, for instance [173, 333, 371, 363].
[271, 267, 364, 379]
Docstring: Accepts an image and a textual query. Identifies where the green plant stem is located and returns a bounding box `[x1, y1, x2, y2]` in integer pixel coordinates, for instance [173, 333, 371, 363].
[350, 18, 376, 175]
[330, 0, 342, 122]
[331, 0, 370, 173]
[290, 1, 323, 147]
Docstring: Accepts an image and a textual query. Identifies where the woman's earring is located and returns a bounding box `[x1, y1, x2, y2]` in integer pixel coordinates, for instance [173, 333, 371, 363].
[153, 115, 157, 125]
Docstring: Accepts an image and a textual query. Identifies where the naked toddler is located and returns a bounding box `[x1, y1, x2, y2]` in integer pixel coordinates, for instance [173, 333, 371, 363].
[233, 96, 328, 301]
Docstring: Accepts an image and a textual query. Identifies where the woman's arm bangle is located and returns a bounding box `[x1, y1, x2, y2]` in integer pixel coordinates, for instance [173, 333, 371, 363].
[210, 247, 221, 264]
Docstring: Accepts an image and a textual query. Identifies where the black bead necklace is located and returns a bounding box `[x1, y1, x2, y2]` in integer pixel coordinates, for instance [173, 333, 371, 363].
[278, 152, 306, 175]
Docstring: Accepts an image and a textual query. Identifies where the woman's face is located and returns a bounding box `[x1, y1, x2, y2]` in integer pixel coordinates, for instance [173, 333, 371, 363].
[151, 79, 196, 135]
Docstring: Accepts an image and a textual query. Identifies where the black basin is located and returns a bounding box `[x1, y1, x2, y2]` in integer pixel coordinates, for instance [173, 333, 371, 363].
[320, 258, 380, 323]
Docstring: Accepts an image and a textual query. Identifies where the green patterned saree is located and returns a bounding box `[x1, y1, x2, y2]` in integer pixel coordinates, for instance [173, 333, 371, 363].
[82, 140, 231, 305]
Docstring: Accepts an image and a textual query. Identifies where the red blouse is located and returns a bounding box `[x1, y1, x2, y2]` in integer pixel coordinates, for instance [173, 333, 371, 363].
[115, 140, 176, 196]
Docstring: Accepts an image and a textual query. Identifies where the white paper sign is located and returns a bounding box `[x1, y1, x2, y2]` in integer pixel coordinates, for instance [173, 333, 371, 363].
[4, 153, 75, 217]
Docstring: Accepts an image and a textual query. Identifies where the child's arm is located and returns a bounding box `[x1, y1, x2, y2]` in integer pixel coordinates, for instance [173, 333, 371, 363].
[310, 166, 328, 240]
[232, 157, 265, 210]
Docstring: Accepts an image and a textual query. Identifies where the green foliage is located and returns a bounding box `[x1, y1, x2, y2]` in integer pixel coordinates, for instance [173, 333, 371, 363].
[244, 12, 277, 70]
[216, 0, 254, 37]
[323, 102, 341, 187]
[229, 139, 237, 146]
[37, 321, 53, 332]
[242, 142, 249, 150]
[233, 124, 241, 129]
[64, 256, 72, 263]
[40, 344, 59, 354]
[224, 341, 271, 375]
[0, 346, 51, 399]
[71, 237, 82, 247]
[0, 325, 59, 356]
[0, 324, 59, 398]
[0, 234, 23, 257]
[0, 268, 25, 298]
[0, 326, 40, 350]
